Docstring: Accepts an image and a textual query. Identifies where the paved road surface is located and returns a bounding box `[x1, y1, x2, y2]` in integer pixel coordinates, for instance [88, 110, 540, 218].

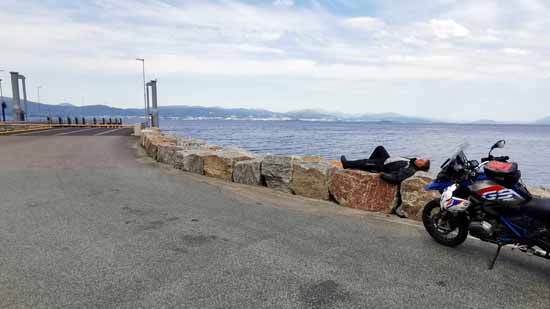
[0, 135, 549, 308]
[6, 126, 133, 136]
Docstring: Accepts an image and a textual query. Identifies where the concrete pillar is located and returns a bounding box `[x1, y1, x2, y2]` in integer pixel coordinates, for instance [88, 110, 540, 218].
[147, 80, 159, 128]
[10, 72, 23, 121]
[19, 75, 28, 121]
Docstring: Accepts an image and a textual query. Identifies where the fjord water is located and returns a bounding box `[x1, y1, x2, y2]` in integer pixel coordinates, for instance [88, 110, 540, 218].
[162, 120, 550, 187]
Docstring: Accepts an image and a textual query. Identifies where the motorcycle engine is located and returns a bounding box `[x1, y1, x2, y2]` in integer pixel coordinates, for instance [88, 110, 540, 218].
[469, 221, 494, 239]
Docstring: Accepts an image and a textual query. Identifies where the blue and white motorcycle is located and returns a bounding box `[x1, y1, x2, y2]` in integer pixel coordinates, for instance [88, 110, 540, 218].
[422, 140, 550, 269]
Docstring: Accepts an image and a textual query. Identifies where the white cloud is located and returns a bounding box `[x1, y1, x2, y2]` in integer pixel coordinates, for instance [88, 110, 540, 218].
[500, 48, 530, 56]
[341, 17, 386, 31]
[429, 19, 470, 39]
[272, 0, 295, 7]
[1, 0, 549, 120]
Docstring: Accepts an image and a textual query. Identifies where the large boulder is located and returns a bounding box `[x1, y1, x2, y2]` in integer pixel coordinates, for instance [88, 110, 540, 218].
[140, 129, 160, 147]
[202, 148, 257, 181]
[156, 144, 182, 165]
[531, 187, 550, 199]
[133, 123, 143, 136]
[177, 136, 206, 148]
[233, 158, 264, 186]
[329, 169, 399, 212]
[261, 155, 296, 193]
[143, 135, 161, 158]
[290, 159, 330, 200]
[399, 174, 439, 220]
[174, 150, 218, 175]
[143, 134, 177, 160]
[329, 160, 343, 169]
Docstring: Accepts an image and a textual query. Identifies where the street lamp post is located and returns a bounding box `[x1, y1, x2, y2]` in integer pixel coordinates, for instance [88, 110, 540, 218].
[0, 77, 4, 122]
[136, 58, 148, 127]
[0, 69, 4, 121]
[37, 86, 42, 121]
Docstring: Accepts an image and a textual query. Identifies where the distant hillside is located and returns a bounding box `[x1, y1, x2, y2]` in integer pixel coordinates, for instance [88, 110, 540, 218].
[0, 98, 544, 124]
[1, 97, 143, 117]
[535, 116, 550, 124]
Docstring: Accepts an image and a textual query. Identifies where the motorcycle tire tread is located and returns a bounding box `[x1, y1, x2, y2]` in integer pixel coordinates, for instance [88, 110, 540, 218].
[422, 200, 469, 247]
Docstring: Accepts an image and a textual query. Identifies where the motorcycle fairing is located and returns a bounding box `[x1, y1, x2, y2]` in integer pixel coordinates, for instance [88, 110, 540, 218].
[440, 184, 471, 213]
[469, 179, 526, 205]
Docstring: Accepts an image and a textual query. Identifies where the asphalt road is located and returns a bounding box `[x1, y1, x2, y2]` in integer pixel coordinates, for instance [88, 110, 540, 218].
[0, 135, 549, 308]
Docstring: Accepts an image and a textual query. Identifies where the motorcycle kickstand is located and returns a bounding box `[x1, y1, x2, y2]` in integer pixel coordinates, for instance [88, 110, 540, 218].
[488, 244, 502, 270]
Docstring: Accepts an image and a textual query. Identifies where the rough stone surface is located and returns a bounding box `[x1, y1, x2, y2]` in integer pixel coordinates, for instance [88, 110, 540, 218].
[399, 174, 439, 220]
[140, 129, 160, 147]
[156, 144, 182, 166]
[143, 135, 160, 158]
[144, 135, 177, 160]
[290, 160, 330, 200]
[531, 187, 550, 199]
[173, 149, 223, 175]
[202, 148, 257, 181]
[233, 158, 263, 186]
[329, 169, 399, 212]
[261, 155, 295, 193]
[133, 124, 142, 136]
[329, 160, 343, 169]
[301, 156, 325, 163]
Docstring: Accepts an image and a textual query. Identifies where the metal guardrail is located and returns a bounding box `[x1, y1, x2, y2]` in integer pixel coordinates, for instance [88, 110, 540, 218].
[0, 123, 131, 128]
[0, 123, 132, 135]
[0, 126, 51, 135]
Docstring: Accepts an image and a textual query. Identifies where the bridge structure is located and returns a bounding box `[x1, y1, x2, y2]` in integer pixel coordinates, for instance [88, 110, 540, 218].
[0, 70, 160, 137]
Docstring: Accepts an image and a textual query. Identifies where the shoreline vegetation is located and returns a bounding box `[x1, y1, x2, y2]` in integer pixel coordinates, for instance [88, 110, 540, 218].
[138, 127, 550, 222]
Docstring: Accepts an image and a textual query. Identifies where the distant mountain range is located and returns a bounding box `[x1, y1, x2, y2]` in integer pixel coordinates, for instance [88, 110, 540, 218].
[0, 97, 548, 124]
[535, 116, 550, 124]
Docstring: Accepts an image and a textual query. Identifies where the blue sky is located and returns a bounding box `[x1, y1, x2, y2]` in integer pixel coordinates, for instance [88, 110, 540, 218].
[1, 0, 549, 121]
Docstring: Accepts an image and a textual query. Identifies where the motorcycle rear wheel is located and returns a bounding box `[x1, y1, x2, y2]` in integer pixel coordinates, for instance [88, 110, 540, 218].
[422, 200, 468, 247]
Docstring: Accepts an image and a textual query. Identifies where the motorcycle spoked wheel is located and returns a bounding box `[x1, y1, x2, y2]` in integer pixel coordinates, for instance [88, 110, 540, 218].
[422, 200, 469, 247]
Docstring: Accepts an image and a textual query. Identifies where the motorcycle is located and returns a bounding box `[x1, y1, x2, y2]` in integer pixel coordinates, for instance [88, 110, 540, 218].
[422, 140, 550, 269]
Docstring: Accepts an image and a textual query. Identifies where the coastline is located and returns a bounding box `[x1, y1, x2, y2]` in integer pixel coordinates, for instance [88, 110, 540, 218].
[138, 127, 550, 222]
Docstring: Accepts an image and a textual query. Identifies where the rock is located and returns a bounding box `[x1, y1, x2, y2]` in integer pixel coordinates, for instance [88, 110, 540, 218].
[143, 135, 177, 160]
[133, 123, 143, 136]
[329, 169, 399, 212]
[143, 135, 160, 158]
[156, 144, 182, 165]
[183, 153, 206, 174]
[174, 150, 216, 174]
[399, 174, 439, 220]
[328, 160, 343, 169]
[531, 187, 550, 199]
[290, 160, 330, 200]
[177, 137, 205, 148]
[301, 156, 325, 162]
[140, 129, 160, 147]
[202, 148, 257, 181]
[233, 158, 263, 186]
[261, 155, 296, 193]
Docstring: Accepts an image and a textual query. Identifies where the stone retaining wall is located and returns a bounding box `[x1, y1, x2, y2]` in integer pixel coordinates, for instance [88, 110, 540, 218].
[138, 128, 550, 222]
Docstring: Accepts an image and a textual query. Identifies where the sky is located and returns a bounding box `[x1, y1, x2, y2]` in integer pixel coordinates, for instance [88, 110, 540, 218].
[0, 0, 549, 122]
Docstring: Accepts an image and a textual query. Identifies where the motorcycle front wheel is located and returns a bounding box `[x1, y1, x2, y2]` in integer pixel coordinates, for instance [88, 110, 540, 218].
[422, 200, 468, 247]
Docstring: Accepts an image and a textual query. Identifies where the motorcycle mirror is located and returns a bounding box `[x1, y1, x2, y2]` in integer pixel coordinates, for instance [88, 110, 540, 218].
[492, 140, 506, 150]
[489, 140, 505, 156]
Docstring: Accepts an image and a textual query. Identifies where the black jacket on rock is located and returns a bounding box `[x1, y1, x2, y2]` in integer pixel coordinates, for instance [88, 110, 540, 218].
[341, 146, 419, 184]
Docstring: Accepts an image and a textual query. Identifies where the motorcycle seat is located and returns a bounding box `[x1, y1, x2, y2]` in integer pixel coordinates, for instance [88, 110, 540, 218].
[523, 197, 550, 220]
